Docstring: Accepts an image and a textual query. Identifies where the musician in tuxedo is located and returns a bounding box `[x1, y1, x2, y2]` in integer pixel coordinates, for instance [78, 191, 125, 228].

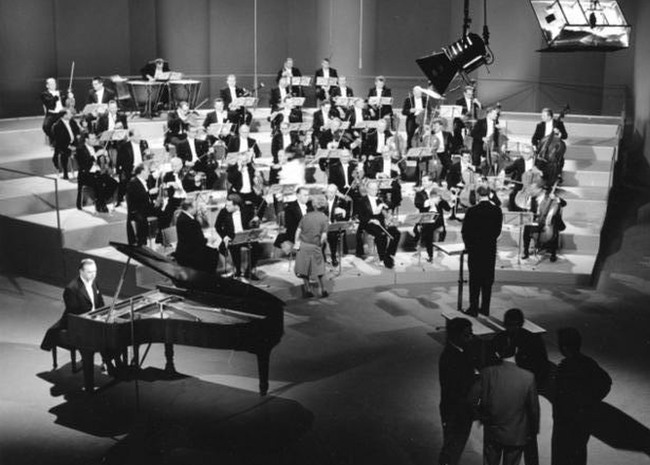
[367, 75, 393, 120]
[504, 147, 536, 211]
[116, 130, 149, 205]
[220, 74, 252, 128]
[215, 194, 259, 279]
[330, 75, 354, 99]
[165, 100, 190, 146]
[271, 122, 298, 163]
[140, 58, 170, 81]
[269, 95, 303, 132]
[175, 199, 219, 273]
[94, 100, 128, 135]
[414, 176, 451, 262]
[461, 185, 503, 316]
[355, 181, 399, 269]
[226, 124, 261, 158]
[41, 77, 73, 144]
[52, 109, 81, 179]
[456, 85, 481, 119]
[430, 118, 453, 182]
[522, 186, 566, 262]
[327, 150, 359, 193]
[203, 98, 230, 130]
[446, 149, 475, 192]
[470, 106, 500, 168]
[312, 100, 336, 145]
[225, 146, 264, 219]
[274, 186, 311, 251]
[269, 76, 293, 113]
[175, 126, 210, 166]
[276, 57, 302, 95]
[158, 157, 188, 230]
[531, 107, 568, 150]
[74, 132, 98, 210]
[402, 86, 433, 149]
[438, 317, 479, 465]
[86, 77, 115, 105]
[324, 184, 351, 267]
[314, 58, 339, 103]
[348, 98, 372, 128]
[362, 117, 392, 173]
[126, 163, 160, 246]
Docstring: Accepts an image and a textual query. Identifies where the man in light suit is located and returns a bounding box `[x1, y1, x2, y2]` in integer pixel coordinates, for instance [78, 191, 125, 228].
[470, 336, 540, 465]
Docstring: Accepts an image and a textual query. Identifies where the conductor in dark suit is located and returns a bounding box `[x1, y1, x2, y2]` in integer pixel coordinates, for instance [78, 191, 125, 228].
[438, 317, 479, 465]
[531, 108, 568, 150]
[461, 185, 503, 316]
[470, 336, 540, 465]
[126, 163, 159, 246]
[214, 194, 258, 279]
[175, 199, 219, 273]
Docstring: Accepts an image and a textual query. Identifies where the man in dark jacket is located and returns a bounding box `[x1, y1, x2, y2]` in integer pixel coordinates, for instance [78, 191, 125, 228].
[175, 199, 219, 273]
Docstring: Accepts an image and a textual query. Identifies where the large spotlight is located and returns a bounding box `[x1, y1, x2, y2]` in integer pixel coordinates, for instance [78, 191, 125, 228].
[416, 33, 488, 96]
[529, 0, 630, 51]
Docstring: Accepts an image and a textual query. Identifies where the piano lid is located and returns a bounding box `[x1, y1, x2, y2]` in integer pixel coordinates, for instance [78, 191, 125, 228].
[110, 242, 284, 308]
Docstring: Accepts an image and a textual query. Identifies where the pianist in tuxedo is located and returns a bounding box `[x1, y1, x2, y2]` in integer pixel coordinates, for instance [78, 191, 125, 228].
[531, 107, 568, 150]
[94, 100, 128, 135]
[165, 100, 190, 147]
[215, 194, 259, 279]
[314, 58, 339, 103]
[414, 176, 451, 262]
[141, 58, 170, 81]
[269, 95, 303, 132]
[126, 163, 160, 246]
[116, 130, 149, 205]
[220, 74, 252, 128]
[175, 199, 219, 273]
[271, 122, 298, 163]
[367, 75, 393, 120]
[355, 181, 400, 269]
[52, 109, 81, 179]
[324, 184, 351, 267]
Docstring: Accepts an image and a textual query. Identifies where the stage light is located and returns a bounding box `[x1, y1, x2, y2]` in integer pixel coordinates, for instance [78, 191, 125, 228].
[416, 32, 489, 96]
[528, 0, 630, 51]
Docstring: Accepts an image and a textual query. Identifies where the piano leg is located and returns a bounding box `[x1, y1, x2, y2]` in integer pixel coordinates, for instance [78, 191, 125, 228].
[81, 350, 95, 393]
[164, 343, 176, 374]
[257, 349, 270, 396]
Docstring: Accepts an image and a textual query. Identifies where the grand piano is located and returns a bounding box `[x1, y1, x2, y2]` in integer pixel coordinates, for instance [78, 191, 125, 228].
[67, 242, 284, 395]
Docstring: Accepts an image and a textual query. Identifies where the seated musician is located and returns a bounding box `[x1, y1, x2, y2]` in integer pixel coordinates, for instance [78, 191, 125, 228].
[534, 123, 567, 187]
[116, 129, 149, 206]
[175, 125, 209, 167]
[140, 58, 170, 81]
[126, 163, 161, 246]
[414, 175, 451, 262]
[220, 74, 252, 129]
[41, 77, 73, 145]
[470, 106, 500, 168]
[446, 149, 476, 220]
[175, 199, 219, 273]
[324, 184, 351, 268]
[531, 107, 568, 151]
[226, 124, 261, 158]
[373, 149, 403, 212]
[274, 186, 311, 253]
[75, 132, 117, 213]
[215, 194, 259, 280]
[456, 85, 482, 120]
[271, 122, 298, 163]
[475, 176, 502, 207]
[504, 146, 535, 211]
[269, 95, 303, 132]
[95, 100, 128, 135]
[522, 186, 566, 262]
[165, 100, 190, 146]
[314, 58, 339, 103]
[52, 109, 81, 180]
[327, 150, 358, 193]
[225, 144, 265, 219]
[312, 100, 336, 146]
[276, 57, 303, 96]
[355, 181, 399, 269]
[203, 98, 230, 131]
[362, 117, 392, 173]
[330, 75, 354, 99]
[159, 157, 188, 230]
[402, 85, 432, 150]
[270, 76, 293, 113]
[367, 76, 393, 121]
[430, 118, 454, 183]
[86, 76, 115, 106]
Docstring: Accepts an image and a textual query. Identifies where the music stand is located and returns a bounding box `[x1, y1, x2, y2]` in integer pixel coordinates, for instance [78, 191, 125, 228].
[433, 242, 466, 311]
[502, 211, 534, 264]
[327, 220, 355, 274]
[405, 212, 439, 266]
[231, 228, 264, 279]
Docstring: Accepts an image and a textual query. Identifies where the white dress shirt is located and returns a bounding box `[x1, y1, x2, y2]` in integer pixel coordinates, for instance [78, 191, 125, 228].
[82, 278, 96, 311]
[239, 164, 252, 194]
[131, 141, 143, 166]
[544, 120, 553, 136]
[232, 210, 244, 233]
[368, 195, 380, 215]
[96, 88, 104, 104]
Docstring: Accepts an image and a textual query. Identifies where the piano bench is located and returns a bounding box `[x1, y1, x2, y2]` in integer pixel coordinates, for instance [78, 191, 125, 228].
[50, 330, 80, 373]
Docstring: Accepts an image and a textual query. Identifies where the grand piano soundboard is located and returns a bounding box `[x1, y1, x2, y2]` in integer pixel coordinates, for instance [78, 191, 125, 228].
[68, 242, 284, 395]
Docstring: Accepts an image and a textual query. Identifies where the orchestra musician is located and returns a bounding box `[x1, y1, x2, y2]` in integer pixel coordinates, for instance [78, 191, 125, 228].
[116, 129, 149, 206]
[158, 157, 188, 231]
[274, 186, 311, 253]
[86, 76, 115, 105]
[225, 130, 264, 218]
[203, 98, 230, 130]
[75, 132, 116, 213]
[312, 100, 336, 146]
[367, 76, 393, 121]
[531, 108, 568, 150]
[269, 95, 303, 132]
[535, 124, 567, 188]
[165, 100, 190, 146]
[220, 74, 253, 129]
[276, 57, 302, 96]
[363, 117, 393, 176]
[41, 77, 73, 145]
[330, 75, 354, 99]
[324, 184, 351, 268]
[51, 109, 81, 179]
[470, 106, 500, 168]
[226, 124, 261, 158]
[522, 186, 566, 262]
[475, 176, 502, 208]
[175, 126, 209, 167]
[327, 150, 359, 194]
[314, 58, 339, 103]
[174, 198, 219, 273]
[430, 117, 454, 182]
[95, 99, 127, 134]
[269, 76, 293, 113]
[456, 85, 481, 119]
[402, 85, 433, 149]
[271, 122, 298, 163]
[126, 163, 160, 246]
[414, 175, 452, 262]
[446, 149, 477, 220]
[348, 98, 372, 128]
[461, 185, 503, 316]
[140, 58, 170, 81]
[355, 181, 400, 269]
[504, 146, 537, 211]
[215, 193, 259, 280]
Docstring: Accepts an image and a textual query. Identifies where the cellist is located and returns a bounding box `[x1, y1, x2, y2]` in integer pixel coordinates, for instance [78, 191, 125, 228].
[522, 185, 566, 262]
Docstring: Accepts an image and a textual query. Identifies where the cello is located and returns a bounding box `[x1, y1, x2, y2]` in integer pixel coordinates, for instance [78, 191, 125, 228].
[536, 181, 564, 247]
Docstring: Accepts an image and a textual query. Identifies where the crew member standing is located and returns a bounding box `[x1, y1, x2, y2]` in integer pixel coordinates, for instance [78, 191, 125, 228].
[461, 185, 503, 316]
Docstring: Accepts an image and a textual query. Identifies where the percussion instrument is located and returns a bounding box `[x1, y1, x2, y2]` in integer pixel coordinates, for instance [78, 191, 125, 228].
[169, 80, 201, 108]
[128, 81, 164, 118]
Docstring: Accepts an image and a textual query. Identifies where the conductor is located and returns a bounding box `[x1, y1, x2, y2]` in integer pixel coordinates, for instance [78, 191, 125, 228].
[461, 185, 503, 316]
